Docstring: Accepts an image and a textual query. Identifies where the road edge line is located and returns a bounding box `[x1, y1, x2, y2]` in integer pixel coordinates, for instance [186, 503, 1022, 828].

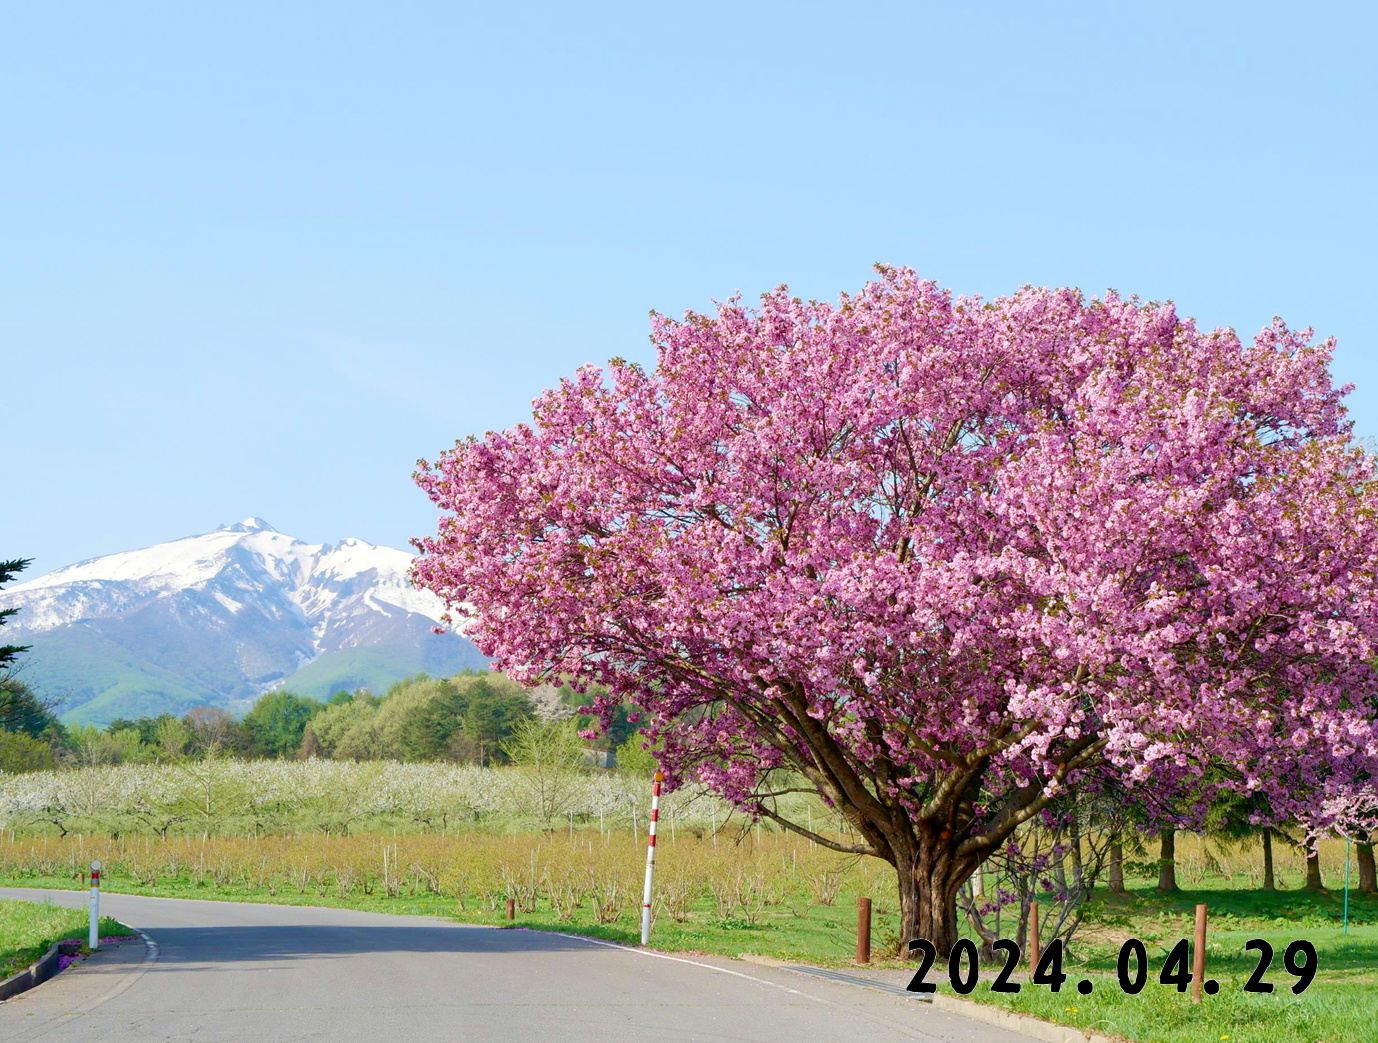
[65, 917, 159, 1010]
[506, 927, 831, 1005]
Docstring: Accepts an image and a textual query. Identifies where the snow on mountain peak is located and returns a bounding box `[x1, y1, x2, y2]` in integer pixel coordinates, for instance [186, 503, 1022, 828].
[220, 516, 278, 533]
[1, 519, 447, 630]
[0, 519, 487, 724]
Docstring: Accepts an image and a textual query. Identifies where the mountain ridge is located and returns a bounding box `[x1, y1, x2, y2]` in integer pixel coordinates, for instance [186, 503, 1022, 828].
[1, 518, 486, 724]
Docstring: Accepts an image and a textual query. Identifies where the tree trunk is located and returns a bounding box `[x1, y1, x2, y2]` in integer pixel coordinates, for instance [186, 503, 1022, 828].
[898, 842, 965, 957]
[960, 875, 996, 962]
[1261, 829, 1275, 891]
[1108, 837, 1127, 894]
[1304, 846, 1324, 891]
[1068, 815, 1084, 894]
[1156, 830, 1178, 894]
[1358, 840, 1377, 895]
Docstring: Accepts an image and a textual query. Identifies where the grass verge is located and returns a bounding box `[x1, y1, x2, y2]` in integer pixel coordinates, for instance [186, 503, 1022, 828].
[0, 897, 135, 980]
[958, 889, 1378, 1043]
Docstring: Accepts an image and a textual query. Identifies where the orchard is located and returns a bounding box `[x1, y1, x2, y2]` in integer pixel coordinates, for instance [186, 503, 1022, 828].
[413, 267, 1378, 955]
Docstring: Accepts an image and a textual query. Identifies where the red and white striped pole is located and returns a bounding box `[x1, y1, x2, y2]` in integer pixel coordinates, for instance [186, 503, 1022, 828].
[640, 769, 663, 946]
[88, 859, 102, 950]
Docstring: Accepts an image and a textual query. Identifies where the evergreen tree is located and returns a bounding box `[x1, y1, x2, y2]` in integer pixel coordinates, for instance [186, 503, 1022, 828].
[463, 679, 533, 765]
[243, 690, 324, 757]
[0, 675, 62, 739]
[413, 678, 469, 759]
[0, 558, 32, 670]
[0, 559, 61, 738]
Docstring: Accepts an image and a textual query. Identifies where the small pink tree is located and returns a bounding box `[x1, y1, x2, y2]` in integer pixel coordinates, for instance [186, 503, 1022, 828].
[412, 267, 1378, 953]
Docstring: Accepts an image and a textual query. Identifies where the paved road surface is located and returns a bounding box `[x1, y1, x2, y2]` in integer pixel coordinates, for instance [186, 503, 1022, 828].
[0, 889, 1039, 1043]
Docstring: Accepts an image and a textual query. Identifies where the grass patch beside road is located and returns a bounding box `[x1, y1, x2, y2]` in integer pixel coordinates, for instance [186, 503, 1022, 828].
[0, 898, 134, 979]
[960, 888, 1378, 1043]
[967, 973, 1375, 1043]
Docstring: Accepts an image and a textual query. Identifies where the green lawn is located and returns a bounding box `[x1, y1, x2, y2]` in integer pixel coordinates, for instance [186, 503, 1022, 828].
[0, 898, 135, 979]
[959, 888, 1378, 1043]
[967, 971, 1371, 1043]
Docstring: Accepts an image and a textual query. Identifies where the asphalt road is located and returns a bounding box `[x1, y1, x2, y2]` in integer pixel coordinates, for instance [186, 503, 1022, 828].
[0, 889, 1040, 1043]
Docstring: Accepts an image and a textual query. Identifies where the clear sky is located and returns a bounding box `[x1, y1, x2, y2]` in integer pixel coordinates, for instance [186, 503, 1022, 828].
[5, 1, 1375, 575]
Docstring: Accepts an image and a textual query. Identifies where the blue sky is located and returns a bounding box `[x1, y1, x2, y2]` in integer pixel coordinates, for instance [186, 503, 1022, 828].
[5, 1, 1375, 575]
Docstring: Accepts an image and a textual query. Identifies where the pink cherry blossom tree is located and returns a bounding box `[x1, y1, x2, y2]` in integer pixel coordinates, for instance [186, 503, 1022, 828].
[411, 266, 1378, 953]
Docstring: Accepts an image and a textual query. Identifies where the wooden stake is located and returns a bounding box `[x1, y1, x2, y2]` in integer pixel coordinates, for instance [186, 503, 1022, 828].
[506, 897, 516, 920]
[1028, 900, 1040, 973]
[856, 896, 872, 964]
[1192, 903, 1207, 1004]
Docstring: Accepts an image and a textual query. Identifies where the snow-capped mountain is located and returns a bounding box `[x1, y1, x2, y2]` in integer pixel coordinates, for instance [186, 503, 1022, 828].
[1, 518, 487, 725]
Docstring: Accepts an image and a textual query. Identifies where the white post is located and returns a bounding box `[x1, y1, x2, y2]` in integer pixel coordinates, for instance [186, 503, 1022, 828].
[88, 859, 102, 950]
[640, 769, 663, 946]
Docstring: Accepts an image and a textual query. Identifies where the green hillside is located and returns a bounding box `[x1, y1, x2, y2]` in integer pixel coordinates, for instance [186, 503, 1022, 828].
[23, 628, 209, 725]
[25, 628, 487, 726]
[279, 641, 489, 700]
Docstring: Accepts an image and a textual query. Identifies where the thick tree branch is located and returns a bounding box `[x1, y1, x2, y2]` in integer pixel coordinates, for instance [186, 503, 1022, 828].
[755, 805, 881, 857]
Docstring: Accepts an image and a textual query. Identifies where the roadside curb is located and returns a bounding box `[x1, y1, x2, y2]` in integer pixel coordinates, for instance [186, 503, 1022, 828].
[736, 953, 790, 967]
[0, 940, 64, 1002]
[736, 954, 1122, 1043]
[125, 921, 160, 964]
[0, 914, 153, 1005]
[930, 993, 1120, 1043]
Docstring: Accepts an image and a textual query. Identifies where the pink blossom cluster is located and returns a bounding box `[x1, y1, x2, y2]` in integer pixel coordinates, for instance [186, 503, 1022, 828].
[1294, 777, 1378, 848]
[412, 267, 1378, 834]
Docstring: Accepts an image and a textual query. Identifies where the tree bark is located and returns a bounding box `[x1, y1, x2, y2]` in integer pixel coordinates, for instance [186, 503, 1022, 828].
[1261, 829, 1275, 891]
[748, 687, 1106, 962]
[1357, 840, 1377, 895]
[960, 875, 996, 962]
[1156, 830, 1179, 894]
[1068, 815, 1084, 894]
[1108, 837, 1127, 894]
[1304, 846, 1324, 891]
[897, 839, 966, 956]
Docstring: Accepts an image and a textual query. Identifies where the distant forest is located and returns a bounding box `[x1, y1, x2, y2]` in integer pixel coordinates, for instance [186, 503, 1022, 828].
[0, 670, 638, 772]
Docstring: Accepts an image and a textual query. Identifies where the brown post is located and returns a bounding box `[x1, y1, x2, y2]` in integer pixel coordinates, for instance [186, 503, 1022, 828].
[856, 896, 872, 964]
[1028, 901, 1040, 973]
[1191, 903, 1207, 1004]
[506, 898, 516, 921]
